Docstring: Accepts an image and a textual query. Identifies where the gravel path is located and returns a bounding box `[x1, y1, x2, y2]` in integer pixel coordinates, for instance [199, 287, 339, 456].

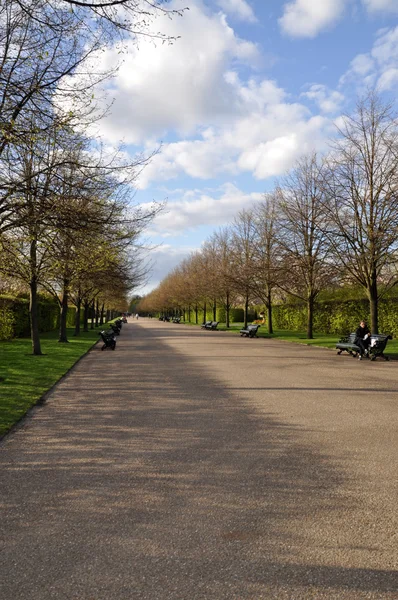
[0, 319, 397, 599]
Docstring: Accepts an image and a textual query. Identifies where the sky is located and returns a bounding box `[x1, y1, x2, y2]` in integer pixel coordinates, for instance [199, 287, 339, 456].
[89, 0, 398, 294]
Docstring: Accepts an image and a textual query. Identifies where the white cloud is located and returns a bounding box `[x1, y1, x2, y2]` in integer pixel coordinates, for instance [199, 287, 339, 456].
[144, 183, 263, 234]
[84, 1, 260, 145]
[64, 0, 342, 190]
[217, 0, 257, 23]
[378, 68, 398, 90]
[340, 26, 398, 91]
[372, 26, 398, 64]
[238, 115, 331, 178]
[362, 0, 398, 13]
[348, 53, 375, 77]
[279, 0, 346, 38]
[302, 84, 345, 113]
[135, 245, 197, 295]
[137, 100, 333, 188]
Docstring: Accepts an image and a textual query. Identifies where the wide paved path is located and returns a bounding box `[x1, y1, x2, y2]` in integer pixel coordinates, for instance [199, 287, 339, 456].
[0, 319, 397, 599]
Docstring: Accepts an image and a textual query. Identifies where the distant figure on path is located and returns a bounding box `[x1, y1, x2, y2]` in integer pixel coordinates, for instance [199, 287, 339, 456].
[136, 313, 139, 320]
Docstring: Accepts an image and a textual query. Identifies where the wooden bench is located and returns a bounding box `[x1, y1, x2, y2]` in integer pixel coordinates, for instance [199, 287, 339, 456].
[240, 324, 260, 338]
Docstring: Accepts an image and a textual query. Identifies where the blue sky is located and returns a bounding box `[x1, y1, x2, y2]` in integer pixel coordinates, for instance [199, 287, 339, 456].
[88, 0, 398, 293]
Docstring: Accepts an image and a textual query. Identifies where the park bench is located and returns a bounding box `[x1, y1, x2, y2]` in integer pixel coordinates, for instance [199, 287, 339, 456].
[336, 332, 392, 361]
[99, 330, 116, 351]
[240, 324, 260, 338]
[336, 333, 360, 356]
[172, 317, 181, 323]
[109, 322, 121, 335]
[201, 321, 219, 330]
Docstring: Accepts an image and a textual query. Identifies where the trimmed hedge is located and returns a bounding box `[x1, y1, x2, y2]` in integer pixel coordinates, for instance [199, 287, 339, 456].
[272, 298, 398, 336]
[0, 295, 78, 339]
[216, 307, 256, 323]
[0, 304, 14, 341]
[185, 307, 256, 325]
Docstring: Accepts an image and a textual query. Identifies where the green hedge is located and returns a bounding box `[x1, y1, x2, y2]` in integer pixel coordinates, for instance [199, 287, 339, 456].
[184, 307, 256, 325]
[272, 298, 398, 336]
[216, 307, 256, 323]
[0, 295, 78, 339]
[0, 303, 14, 341]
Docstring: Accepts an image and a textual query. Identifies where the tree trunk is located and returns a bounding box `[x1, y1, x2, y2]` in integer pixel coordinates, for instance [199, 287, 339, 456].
[59, 278, 69, 343]
[95, 299, 99, 327]
[100, 303, 105, 326]
[213, 299, 217, 321]
[244, 293, 249, 329]
[29, 274, 42, 356]
[74, 297, 81, 336]
[195, 305, 198, 324]
[203, 301, 207, 324]
[83, 301, 89, 332]
[226, 291, 230, 328]
[90, 300, 95, 329]
[368, 279, 378, 334]
[267, 290, 273, 334]
[307, 295, 314, 339]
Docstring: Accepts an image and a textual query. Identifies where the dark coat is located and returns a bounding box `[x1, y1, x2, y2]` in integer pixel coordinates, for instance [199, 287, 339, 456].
[355, 324, 370, 341]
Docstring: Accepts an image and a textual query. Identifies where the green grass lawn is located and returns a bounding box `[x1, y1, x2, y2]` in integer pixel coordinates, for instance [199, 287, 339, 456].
[0, 327, 102, 437]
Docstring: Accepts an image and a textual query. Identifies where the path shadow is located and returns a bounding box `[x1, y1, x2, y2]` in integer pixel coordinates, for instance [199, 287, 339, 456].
[0, 324, 396, 599]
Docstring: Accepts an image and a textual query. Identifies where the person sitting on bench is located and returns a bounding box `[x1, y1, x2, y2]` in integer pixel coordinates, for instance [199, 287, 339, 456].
[355, 320, 371, 360]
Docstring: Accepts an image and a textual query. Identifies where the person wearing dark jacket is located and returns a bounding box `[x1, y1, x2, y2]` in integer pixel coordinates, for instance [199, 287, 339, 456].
[355, 320, 371, 360]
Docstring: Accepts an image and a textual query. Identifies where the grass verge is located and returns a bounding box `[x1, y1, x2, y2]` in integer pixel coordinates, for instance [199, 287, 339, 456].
[0, 327, 101, 437]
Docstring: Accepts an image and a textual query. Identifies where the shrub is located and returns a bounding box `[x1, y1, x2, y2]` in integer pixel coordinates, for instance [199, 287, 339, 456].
[0, 304, 15, 340]
[273, 298, 398, 336]
[0, 294, 78, 338]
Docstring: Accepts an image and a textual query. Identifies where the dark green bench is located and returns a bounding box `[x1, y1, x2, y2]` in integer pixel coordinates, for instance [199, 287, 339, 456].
[240, 324, 260, 338]
[336, 333, 392, 360]
[336, 333, 360, 356]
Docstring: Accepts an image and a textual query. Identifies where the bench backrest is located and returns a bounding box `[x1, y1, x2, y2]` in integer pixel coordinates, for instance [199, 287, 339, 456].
[100, 332, 113, 343]
[247, 324, 259, 332]
[211, 321, 219, 328]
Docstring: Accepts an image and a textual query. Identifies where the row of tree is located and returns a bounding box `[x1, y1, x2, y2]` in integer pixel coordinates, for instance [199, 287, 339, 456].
[140, 92, 398, 337]
[0, 0, 182, 353]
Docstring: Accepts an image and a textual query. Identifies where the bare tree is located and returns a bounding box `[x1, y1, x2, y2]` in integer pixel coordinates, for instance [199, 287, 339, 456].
[229, 209, 257, 328]
[0, 0, 185, 157]
[277, 153, 334, 339]
[325, 91, 398, 333]
[211, 227, 237, 328]
[252, 193, 280, 334]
